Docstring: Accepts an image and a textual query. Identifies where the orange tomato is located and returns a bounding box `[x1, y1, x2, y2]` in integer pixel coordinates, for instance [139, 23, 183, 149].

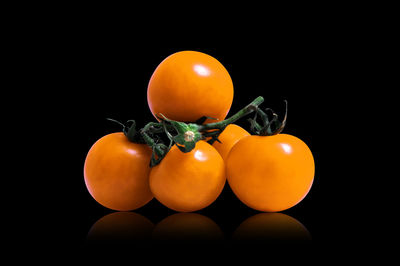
[212, 124, 250, 161]
[226, 134, 314, 212]
[149, 140, 225, 212]
[84, 133, 153, 211]
[147, 51, 234, 123]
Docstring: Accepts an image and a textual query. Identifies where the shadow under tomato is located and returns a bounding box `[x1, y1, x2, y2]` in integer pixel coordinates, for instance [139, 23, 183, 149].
[232, 213, 312, 243]
[151, 213, 224, 243]
[86, 211, 154, 244]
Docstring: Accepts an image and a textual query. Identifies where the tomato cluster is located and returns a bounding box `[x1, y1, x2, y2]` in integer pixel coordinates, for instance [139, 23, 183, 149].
[84, 51, 315, 213]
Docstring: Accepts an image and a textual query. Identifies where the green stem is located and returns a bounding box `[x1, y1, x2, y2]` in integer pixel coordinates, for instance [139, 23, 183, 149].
[198, 96, 264, 131]
[140, 125, 164, 157]
[141, 122, 161, 133]
[248, 99, 288, 136]
[106, 118, 143, 143]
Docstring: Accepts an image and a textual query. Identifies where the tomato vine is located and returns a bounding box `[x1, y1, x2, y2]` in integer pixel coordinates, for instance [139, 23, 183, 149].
[108, 96, 288, 166]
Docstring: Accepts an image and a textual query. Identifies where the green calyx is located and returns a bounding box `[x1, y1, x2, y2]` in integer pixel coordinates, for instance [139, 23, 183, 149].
[247, 100, 288, 136]
[157, 114, 202, 153]
[106, 118, 144, 143]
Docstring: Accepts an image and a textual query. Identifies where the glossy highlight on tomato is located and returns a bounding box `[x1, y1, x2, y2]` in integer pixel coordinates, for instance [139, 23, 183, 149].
[226, 134, 314, 212]
[84, 133, 153, 211]
[149, 140, 225, 212]
[147, 51, 234, 123]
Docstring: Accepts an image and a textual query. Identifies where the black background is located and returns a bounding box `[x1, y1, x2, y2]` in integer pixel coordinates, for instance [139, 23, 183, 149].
[20, 10, 382, 257]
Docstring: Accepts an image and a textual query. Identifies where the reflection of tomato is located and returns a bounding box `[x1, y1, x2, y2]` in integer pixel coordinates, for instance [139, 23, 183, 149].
[152, 213, 223, 241]
[226, 134, 314, 212]
[87, 212, 154, 242]
[149, 141, 225, 212]
[147, 51, 234, 123]
[84, 133, 153, 211]
[232, 213, 311, 241]
[212, 124, 250, 161]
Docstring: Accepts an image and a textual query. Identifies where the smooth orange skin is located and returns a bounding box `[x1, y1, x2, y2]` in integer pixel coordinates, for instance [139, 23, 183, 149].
[147, 51, 234, 123]
[226, 134, 315, 212]
[149, 141, 226, 212]
[212, 124, 250, 161]
[84, 133, 153, 211]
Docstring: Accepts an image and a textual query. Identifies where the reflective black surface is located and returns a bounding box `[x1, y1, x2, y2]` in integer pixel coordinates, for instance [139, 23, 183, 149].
[85, 211, 311, 245]
[77, 168, 325, 248]
[86, 212, 154, 242]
